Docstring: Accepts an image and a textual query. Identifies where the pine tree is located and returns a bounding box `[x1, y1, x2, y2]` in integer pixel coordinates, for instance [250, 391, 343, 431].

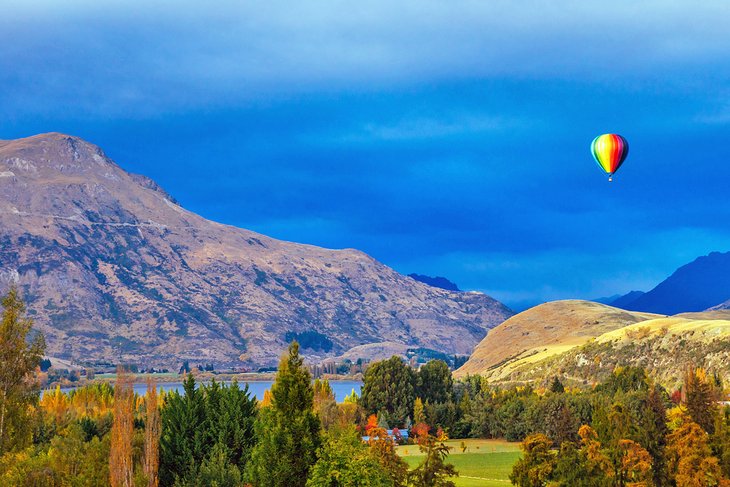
[0, 286, 45, 455]
[110, 366, 135, 487]
[144, 378, 160, 487]
[683, 366, 718, 434]
[246, 341, 321, 487]
[159, 374, 207, 485]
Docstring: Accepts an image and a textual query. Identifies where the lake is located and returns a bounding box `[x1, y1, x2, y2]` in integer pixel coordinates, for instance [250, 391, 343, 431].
[49, 380, 362, 402]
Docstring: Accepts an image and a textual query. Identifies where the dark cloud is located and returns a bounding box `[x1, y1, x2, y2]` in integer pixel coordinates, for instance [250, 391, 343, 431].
[2, 1, 730, 307]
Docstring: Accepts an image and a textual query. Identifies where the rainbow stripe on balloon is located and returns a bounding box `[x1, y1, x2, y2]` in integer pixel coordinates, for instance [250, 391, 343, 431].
[591, 134, 629, 181]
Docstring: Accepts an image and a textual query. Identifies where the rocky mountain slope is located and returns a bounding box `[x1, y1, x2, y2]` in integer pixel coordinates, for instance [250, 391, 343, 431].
[0, 133, 513, 368]
[617, 251, 730, 314]
[456, 300, 730, 386]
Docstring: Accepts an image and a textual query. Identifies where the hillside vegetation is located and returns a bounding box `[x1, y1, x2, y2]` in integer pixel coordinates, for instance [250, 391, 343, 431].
[456, 300, 730, 387]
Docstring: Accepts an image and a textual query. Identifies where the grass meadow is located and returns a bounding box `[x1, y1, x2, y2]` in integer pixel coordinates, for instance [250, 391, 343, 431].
[396, 439, 521, 486]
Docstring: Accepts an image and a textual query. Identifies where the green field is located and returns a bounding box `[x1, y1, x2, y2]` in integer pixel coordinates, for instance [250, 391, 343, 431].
[397, 439, 520, 486]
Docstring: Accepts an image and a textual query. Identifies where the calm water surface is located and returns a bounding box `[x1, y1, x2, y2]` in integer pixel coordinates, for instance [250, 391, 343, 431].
[51, 380, 362, 402]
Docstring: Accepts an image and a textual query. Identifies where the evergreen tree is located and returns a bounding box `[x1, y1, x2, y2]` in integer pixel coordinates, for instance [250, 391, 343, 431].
[683, 366, 718, 434]
[549, 377, 565, 394]
[416, 360, 453, 405]
[246, 341, 321, 487]
[159, 374, 207, 485]
[159, 375, 257, 486]
[360, 356, 415, 426]
[0, 286, 45, 455]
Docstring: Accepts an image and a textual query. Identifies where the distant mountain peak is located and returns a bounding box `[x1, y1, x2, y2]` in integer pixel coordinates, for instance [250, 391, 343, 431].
[408, 274, 460, 291]
[620, 251, 730, 314]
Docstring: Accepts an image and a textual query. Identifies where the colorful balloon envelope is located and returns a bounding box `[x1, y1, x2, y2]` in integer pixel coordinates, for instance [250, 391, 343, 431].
[591, 134, 629, 181]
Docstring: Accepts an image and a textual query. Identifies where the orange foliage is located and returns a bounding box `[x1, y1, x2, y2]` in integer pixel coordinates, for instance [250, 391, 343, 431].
[144, 378, 160, 487]
[110, 367, 134, 487]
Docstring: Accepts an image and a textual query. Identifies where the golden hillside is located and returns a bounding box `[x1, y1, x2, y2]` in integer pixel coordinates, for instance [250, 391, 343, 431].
[454, 300, 659, 379]
[455, 300, 730, 386]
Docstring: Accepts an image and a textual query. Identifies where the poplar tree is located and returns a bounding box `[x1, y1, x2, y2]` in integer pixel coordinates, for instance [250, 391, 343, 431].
[144, 378, 161, 487]
[0, 286, 45, 455]
[110, 366, 135, 487]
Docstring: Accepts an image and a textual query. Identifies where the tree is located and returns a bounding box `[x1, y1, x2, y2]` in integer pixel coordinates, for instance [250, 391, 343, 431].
[683, 366, 718, 434]
[667, 412, 725, 487]
[144, 378, 160, 487]
[416, 360, 453, 405]
[367, 425, 408, 487]
[510, 433, 556, 487]
[313, 379, 339, 431]
[246, 341, 321, 487]
[413, 398, 425, 426]
[307, 425, 393, 487]
[550, 377, 565, 394]
[0, 286, 45, 455]
[407, 432, 457, 487]
[360, 356, 415, 426]
[110, 366, 135, 487]
[159, 374, 207, 485]
[159, 375, 257, 486]
[638, 385, 669, 486]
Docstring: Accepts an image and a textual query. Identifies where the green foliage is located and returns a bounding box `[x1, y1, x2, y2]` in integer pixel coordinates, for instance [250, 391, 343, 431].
[416, 360, 453, 405]
[0, 286, 46, 455]
[307, 426, 393, 487]
[406, 435, 457, 487]
[246, 341, 321, 487]
[159, 374, 257, 486]
[360, 356, 416, 427]
[549, 377, 565, 394]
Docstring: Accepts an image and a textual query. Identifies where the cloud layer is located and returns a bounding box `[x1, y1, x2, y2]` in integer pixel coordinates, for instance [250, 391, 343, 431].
[2, 1, 730, 308]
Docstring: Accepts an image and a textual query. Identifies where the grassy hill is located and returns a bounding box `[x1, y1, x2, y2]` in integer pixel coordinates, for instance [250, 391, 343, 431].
[455, 300, 730, 387]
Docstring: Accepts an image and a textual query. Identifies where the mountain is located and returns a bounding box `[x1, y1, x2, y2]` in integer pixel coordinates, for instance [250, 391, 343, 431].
[622, 252, 730, 314]
[454, 300, 657, 379]
[609, 290, 645, 309]
[0, 133, 513, 368]
[593, 294, 621, 305]
[455, 300, 730, 386]
[407, 274, 460, 292]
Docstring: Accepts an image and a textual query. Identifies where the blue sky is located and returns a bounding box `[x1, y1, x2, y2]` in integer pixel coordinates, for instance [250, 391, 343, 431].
[2, 1, 730, 309]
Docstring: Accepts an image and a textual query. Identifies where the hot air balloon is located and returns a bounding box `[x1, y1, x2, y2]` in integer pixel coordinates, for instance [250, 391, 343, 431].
[591, 134, 629, 182]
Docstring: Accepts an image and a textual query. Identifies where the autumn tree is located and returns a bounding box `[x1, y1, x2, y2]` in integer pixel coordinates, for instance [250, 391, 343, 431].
[367, 423, 408, 486]
[0, 286, 45, 455]
[667, 412, 725, 487]
[246, 341, 321, 487]
[683, 366, 718, 434]
[144, 378, 160, 487]
[509, 433, 556, 487]
[110, 366, 135, 487]
[313, 379, 338, 430]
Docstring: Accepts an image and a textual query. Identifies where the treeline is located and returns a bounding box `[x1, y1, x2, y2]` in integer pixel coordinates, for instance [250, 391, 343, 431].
[0, 288, 455, 486]
[509, 367, 730, 486]
[2, 286, 730, 486]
